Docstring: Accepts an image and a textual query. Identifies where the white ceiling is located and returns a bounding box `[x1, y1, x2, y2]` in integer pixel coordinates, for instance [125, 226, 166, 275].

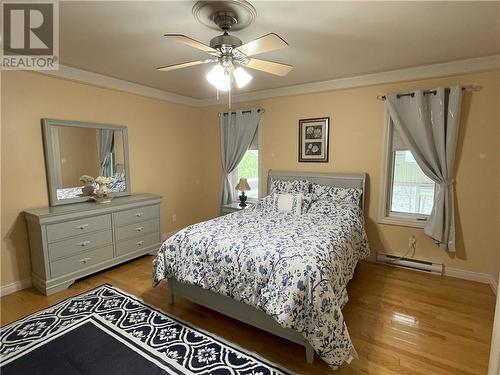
[60, 1, 500, 99]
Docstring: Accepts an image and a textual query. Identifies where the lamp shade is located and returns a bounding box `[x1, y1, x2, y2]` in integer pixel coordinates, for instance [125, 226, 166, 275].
[235, 178, 251, 192]
[233, 67, 252, 88]
[206, 64, 230, 92]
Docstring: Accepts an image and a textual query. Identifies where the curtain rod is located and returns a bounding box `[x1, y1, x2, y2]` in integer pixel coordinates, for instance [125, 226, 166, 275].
[376, 85, 482, 101]
[218, 108, 265, 117]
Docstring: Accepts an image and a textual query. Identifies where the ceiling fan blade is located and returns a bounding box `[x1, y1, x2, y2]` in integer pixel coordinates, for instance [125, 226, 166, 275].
[157, 60, 209, 72]
[246, 58, 293, 76]
[236, 33, 288, 56]
[163, 34, 216, 53]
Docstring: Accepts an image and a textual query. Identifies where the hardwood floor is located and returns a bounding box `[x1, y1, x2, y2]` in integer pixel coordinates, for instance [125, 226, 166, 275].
[1, 257, 495, 374]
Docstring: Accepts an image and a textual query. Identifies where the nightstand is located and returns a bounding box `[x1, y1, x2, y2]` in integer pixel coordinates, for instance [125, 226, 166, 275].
[221, 202, 253, 215]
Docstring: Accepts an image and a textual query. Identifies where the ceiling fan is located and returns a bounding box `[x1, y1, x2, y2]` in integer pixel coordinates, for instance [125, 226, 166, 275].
[157, 0, 293, 92]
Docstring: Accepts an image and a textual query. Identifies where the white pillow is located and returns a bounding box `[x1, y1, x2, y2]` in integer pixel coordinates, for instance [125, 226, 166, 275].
[274, 193, 303, 215]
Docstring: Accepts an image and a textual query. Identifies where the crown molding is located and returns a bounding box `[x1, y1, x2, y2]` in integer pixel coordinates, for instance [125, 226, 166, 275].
[199, 54, 500, 106]
[36, 55, 500, 108]
[38, 65, 202, 107]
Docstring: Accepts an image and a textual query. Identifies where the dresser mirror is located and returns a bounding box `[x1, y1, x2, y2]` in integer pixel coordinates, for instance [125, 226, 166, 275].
[42, 119, 131, 206]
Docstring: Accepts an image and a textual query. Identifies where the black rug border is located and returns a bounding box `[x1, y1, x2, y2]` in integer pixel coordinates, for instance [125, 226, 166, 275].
[1, 283, 296, 375]
[0, 283, 113, 331]
[2, 314, 185, 375]
[104, 284, 296, 375]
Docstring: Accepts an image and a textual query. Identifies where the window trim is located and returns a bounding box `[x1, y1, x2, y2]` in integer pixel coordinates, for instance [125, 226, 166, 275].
[378, 110, 430, 229]
[240, 149, 259, 202]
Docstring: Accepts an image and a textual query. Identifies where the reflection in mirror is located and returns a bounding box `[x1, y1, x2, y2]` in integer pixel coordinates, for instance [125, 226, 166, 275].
[49, 126, 128, 200]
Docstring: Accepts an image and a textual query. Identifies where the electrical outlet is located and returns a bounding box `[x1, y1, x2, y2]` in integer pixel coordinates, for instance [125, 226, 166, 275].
[172, 214, 177, 223]
[409, 235, 417, 252]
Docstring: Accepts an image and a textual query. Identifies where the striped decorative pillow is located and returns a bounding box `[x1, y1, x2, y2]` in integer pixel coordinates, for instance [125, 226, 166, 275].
[273, 193, 303, 215]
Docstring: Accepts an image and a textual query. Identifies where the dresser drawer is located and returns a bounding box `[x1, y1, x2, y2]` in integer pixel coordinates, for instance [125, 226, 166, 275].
[114, 205, 159, 227]
[50, 246, 113, 278]
[46, 215, 111, 243]
[115, 218, 160, 242]
[48, 230, 113, 260]
[116, 232, 159, 257]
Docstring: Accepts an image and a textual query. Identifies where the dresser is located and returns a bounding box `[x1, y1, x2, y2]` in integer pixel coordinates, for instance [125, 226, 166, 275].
[24, 194, 162, 295]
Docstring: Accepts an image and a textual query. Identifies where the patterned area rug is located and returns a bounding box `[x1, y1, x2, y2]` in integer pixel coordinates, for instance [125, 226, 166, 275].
[1, 284, 294, 375]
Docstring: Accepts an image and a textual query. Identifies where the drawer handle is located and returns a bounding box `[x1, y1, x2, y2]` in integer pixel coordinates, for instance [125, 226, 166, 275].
[76, 241, 91, 247]
[75, 224, 89, 230]
[136, 241, 144, 247]
[135, 226, 144, 232]
[135, 212, 143, 217]
[79, 257, 92, 264]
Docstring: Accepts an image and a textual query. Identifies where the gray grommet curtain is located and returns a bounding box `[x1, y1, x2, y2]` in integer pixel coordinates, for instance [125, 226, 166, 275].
[97, 129, 115, 176]
[385, 86, 463, 251]
[219, 109, 262, 211]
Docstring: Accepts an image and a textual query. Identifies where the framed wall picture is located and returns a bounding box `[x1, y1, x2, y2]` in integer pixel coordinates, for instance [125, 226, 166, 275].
[298, 117, 330, 162]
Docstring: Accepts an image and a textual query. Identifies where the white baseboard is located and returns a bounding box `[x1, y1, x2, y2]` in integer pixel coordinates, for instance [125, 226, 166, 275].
[3, 256, 496, 297]
[0, 278, 32, 297]
[445, 267, 498, 295]
[364, 252, 498, 295]
[1, 231, 181, 295]
[363, 253, 378, 263]
[491, 279, 498, 295]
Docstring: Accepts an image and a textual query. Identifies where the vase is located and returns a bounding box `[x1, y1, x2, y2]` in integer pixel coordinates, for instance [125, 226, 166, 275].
[81, 183, 94, 196]
[93, 184, 113, 204]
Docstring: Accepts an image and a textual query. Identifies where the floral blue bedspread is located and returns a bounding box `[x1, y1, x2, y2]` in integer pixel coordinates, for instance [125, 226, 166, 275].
[152, 204, 370, 369]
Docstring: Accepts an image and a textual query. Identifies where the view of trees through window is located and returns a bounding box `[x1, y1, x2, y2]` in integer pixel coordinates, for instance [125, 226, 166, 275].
[238, 150, 259, 199]
[390, 150, 435, 216]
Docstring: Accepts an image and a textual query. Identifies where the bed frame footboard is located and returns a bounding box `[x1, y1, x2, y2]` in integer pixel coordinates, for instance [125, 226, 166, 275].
[168, 278, 314, 364]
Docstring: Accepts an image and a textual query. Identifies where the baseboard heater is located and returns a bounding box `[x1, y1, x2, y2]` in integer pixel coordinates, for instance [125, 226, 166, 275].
[375, 252, 443, 275]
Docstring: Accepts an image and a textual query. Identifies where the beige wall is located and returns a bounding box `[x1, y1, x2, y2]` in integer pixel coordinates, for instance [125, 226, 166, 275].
[1, 69, 499, 289]
[114, 130, 125, 168]
[58, 126, 100, 187]
[1, 71, 205, 286]
[197, 70, 500, 278]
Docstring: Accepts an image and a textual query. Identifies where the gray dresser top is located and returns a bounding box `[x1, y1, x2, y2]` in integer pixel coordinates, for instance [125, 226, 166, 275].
[25, 194, 162, 223]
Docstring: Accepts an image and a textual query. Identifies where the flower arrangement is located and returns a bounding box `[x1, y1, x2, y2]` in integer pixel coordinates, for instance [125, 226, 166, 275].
[79, 175, 95, 184]
[79, 175, 112, 203]
[94, 176, 110, 186]
[94, 176, 111, 200]
[79, 175, 95, 196]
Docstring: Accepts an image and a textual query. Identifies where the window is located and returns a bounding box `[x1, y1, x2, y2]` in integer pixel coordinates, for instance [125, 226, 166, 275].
[390, 151, 435, 215]
[238, 150, 259, 199]
[379, 116, 436, 228]
[236, 123, 260, 200]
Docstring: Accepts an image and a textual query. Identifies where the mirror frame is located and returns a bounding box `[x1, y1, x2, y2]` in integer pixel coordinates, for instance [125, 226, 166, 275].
[42, 118, 132, 206]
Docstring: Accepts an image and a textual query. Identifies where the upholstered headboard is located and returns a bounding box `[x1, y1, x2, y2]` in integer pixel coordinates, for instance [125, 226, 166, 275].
[267, 170, 367, 210]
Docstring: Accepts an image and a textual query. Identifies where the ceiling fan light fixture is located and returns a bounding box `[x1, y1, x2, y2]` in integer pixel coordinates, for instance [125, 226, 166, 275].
[160, 1, 292, 104]
[206, 64, 231, 91]
[233, 66, 252, 88]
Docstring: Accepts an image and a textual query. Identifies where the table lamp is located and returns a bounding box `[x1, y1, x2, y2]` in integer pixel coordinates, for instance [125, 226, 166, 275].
[235, 178, 251, 207]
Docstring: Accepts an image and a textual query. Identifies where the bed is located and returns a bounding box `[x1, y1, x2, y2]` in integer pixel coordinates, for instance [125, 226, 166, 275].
[152, 170, 370, 369]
